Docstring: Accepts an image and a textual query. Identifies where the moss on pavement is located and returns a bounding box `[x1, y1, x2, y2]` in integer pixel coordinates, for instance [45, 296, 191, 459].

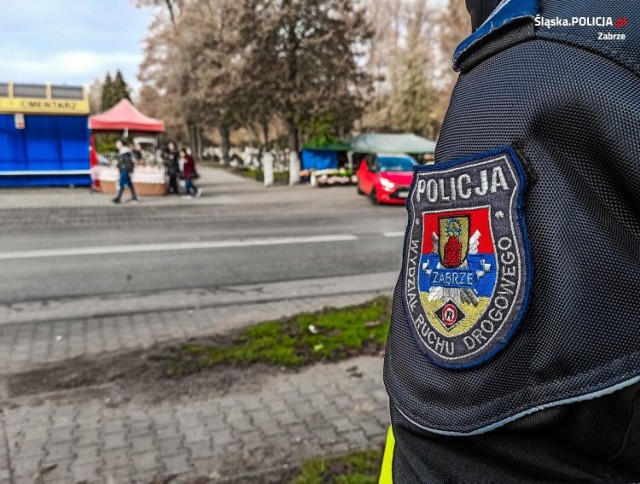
[291, 449, 384, 484]
[166, 296, 391, 376]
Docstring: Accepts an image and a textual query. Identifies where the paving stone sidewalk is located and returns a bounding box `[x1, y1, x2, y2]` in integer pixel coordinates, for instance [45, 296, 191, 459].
[0, 267, 395, 483]
[0, 167, 248, 210]
[0, 287, 393, 376]
[0, 288, 393, 483]
[1, 356, 389, 484]
[0, 167, 357, 212]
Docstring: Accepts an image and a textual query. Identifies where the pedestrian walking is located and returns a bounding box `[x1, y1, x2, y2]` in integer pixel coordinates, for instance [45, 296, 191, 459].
[180, 149, 202, 199]
[112, 138, 138, 204]
[165, 141, 180, 195]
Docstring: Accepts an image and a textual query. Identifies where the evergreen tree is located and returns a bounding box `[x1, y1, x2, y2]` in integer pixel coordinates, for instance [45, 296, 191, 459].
[112, 70, 132, 104]
[100, 72, 114, 111]
[100, 71, 132, 111]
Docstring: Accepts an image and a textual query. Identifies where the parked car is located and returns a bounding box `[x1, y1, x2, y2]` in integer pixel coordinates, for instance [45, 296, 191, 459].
[356, 153, 416, 204]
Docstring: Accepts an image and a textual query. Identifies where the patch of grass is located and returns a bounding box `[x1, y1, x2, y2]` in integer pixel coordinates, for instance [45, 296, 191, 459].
[291, 449, 383, 484]
[165, 297, 391, 376]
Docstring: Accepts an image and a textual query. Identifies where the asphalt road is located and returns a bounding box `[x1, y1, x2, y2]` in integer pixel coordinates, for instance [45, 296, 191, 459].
[0, 168, 408, 307]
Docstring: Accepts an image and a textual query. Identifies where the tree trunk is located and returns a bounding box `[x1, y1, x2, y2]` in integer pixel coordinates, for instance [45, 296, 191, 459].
[285, 116, 301, 185]
[246, 124, 262, 148]
[284, 116, 299, 153]
[195, 126, 203, 159]
[283, 2, 300, 185]
[220, 125, 231, 165]
[262, 120, 269, 148]
[188, 122, 198, 158]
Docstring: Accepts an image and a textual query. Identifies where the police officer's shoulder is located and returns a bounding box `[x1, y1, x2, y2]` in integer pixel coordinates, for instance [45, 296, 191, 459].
[454, 0, 538, 72]
[455, 0, 640, 76]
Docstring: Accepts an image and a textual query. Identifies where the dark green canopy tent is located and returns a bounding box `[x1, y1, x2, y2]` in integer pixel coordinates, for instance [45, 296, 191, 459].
[349, 133, 436, 154]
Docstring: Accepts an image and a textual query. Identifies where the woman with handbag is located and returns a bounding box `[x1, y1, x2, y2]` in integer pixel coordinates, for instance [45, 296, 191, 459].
[180, 149, 202, 199]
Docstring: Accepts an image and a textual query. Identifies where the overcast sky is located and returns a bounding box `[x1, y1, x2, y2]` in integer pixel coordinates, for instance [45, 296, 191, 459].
[0, 0, 151, 90]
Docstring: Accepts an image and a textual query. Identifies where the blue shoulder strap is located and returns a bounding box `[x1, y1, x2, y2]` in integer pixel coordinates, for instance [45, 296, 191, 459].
[453, 0, 538, 71]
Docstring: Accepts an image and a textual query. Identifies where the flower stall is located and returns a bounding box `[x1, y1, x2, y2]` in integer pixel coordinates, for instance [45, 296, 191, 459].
[89, 99, 166, 195]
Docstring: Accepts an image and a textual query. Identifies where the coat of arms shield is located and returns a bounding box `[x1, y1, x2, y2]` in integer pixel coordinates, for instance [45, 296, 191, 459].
[402, 148, 531, 368]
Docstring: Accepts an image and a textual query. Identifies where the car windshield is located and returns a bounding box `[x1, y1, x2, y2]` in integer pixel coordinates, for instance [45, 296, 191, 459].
[377, 156, 416, 172]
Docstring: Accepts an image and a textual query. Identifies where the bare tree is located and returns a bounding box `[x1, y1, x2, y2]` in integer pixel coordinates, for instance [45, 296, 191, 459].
[134, 0, 184, 25]
[387, 0, 441, 138]
[137, 0, 212, 154]
[361, 0, 471, 139]
[435, 0, 471, 123]
[88, 77, 103, 114]
[137, 0, 372, 170]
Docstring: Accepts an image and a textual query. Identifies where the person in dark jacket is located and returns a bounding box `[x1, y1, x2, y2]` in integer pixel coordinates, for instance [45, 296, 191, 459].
[180, 149, 202, 198]
[165, 142, 180, 195]
[112, 138, 138, 204]
[131, 143, 144, 166]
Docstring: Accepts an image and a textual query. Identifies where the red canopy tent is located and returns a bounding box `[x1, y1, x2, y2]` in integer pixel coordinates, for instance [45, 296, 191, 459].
[89, 100, 165, 191]
[89, 99, 165, 133]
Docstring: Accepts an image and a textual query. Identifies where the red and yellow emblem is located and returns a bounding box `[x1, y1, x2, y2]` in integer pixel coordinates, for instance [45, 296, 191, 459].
[402, 148, 532, 368]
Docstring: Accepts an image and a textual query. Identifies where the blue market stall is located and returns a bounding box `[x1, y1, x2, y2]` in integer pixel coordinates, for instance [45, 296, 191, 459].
[301, 139, 354, 186]
[301, 148, 338, 170]
[0, 82, 91, 187]
[301, 139, 350, 171]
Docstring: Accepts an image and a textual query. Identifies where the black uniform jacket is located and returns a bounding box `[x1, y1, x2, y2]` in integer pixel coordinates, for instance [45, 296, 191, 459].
[384, 1, 640, 481]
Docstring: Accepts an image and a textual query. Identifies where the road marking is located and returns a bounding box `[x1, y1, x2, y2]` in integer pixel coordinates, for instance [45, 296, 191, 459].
[0, 234, 359, 260]
[383, 232, 405, 238]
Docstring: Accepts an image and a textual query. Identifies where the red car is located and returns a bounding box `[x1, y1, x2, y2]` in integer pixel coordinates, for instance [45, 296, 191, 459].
[356, 153, 417, 204]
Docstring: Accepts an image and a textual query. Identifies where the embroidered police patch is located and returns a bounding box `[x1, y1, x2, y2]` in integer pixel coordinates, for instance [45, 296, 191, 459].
[403, 147, 531, 368]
